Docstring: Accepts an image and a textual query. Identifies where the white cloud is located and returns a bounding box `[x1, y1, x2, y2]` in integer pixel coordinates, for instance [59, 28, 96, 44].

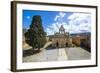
[46, 28, 54, 35]
[46, 12, 91, 35]
[60, 12, 66, 18]
[54, 15, 59, 21]
[68, 13, 91, 33]
[54, 12, 66, 22]
[46, 22, 70, 35]
[46, 23, 61, 35]
[46, 12, 68, 35]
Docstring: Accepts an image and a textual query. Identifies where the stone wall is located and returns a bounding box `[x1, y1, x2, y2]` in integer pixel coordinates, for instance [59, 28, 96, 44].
[51, 35, 70, 48]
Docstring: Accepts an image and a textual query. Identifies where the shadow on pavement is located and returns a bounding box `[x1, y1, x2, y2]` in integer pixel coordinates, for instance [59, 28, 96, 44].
[45, 44, 69, 50]
[45, 45, 57, 50]
[23, 48, 41, 57]
[80, 47, 91, 52]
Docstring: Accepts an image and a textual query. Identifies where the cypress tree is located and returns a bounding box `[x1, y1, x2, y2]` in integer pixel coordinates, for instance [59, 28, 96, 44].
[25, 15, 46, 51]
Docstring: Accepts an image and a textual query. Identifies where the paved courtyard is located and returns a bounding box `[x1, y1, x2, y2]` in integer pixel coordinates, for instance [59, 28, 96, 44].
[23, 47, 91, 62]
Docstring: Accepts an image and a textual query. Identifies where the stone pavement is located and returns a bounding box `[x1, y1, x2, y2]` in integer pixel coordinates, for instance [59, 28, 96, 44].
[65, 47, 91, 60]
[23, 47, 91, 62]
[23, 48, 58, 62]
[58, 48, 68, 61]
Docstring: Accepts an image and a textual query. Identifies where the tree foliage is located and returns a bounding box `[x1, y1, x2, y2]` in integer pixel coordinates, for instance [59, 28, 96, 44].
[25, 15, 46, 50]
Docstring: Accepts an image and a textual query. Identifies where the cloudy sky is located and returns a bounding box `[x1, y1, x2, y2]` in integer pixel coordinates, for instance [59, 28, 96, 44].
[23, 10, 91, 35]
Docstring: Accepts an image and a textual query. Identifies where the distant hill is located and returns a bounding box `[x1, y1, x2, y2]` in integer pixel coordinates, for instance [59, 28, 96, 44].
[70, 32, 91, 37]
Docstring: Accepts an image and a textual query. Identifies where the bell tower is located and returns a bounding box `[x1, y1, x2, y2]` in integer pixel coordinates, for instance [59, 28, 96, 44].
[59, 25, 65, 34]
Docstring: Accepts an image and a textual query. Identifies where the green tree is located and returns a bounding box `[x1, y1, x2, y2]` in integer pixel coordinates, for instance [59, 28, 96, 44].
[25, 15, 46, 51]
